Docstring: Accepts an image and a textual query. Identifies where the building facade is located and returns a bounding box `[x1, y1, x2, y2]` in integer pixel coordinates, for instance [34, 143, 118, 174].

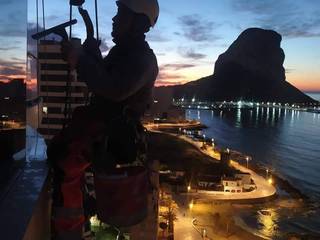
[235, 173, 255, 191]
[222, 177, 243, 193]
[37, 39, 88, 141]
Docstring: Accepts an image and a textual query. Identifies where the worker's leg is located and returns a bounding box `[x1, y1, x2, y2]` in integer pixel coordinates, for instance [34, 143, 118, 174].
[49, 106, 105, 239]
[50, 139, 92, 239]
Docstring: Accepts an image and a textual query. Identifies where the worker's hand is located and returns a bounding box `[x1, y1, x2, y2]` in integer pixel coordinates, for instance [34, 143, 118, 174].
[61, 40, 81, 70]
[83, 37, 102, 60]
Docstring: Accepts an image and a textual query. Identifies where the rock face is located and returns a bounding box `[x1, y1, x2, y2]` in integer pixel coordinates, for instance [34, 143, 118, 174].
[170, 28, 316, 103]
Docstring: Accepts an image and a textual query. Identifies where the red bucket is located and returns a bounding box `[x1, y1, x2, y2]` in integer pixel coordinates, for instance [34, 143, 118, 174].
[94, 166, 148, 227]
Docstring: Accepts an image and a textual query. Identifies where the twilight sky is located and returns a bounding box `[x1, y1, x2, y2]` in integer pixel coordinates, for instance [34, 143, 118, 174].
[0, 0, 26, 82]
[1, 0, 320, 92]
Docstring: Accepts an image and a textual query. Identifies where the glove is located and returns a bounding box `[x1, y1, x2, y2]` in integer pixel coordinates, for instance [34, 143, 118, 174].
[82, 37, 102, 61]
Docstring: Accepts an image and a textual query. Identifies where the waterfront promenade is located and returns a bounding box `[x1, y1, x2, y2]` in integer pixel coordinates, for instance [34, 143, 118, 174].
[178, 134, 276, 201]
[146, 123, 276, 201]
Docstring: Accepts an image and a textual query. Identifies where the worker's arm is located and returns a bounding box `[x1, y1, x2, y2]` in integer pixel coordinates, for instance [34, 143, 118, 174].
[77, 38, 156, 102]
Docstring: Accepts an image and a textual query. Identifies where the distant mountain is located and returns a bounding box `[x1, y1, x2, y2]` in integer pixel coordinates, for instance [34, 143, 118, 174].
[0, 79, 25, 99]
[161, 28, 316, 104]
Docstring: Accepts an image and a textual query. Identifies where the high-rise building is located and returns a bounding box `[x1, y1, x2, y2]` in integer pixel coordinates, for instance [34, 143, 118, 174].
[37, 39, 88, 141]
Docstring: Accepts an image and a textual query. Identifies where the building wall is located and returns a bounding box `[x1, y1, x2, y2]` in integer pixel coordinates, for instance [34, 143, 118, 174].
[222, 180, 243, 192]
[235, 173, 251, 184]
[198, 181, 215, 188]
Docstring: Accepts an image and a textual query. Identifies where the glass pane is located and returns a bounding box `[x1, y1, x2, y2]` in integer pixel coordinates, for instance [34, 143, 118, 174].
[0, 0, 26, 190]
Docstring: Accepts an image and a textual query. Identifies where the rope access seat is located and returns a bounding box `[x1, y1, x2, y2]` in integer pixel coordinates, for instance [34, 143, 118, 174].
[69, 0, 151, 228]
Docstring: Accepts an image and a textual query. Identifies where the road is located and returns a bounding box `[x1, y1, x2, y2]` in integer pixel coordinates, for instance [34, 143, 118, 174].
[177, 134, 276, 201]
[174, 212, 202, 240]
[172, 193, 203, 240]
[147, 123, 276, 201]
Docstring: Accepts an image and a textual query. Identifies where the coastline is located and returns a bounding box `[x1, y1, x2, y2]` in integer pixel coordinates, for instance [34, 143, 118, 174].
[149, 121, 308, 202]
[148, 121, 319, 239]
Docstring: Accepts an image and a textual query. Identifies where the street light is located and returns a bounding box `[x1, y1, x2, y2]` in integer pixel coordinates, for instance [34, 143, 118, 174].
[266, 169, 269, 179]
[202, 134, 206, 147]
[246, 156, 250, 169]
[202, 229, 207, 238]
[189, 201, 194, 210]
[268, 178, 273, 184]
[187, 185, 191, 192]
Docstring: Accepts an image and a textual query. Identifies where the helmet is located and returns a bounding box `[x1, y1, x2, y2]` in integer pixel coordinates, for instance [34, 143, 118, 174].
[117, 0, 159, 27]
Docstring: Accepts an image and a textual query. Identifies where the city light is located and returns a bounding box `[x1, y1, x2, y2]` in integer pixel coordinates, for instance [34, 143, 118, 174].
[42, 106, 48, 114]
[90, 215, 100, 227]
[187, 185, 191, 192]
[268, 178, 273, 184]
[246, 156, 250, 168]
[189, 201, 194, 210]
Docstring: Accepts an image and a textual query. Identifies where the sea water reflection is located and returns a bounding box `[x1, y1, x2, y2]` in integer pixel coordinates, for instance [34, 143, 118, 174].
[186, 107, 320, 237]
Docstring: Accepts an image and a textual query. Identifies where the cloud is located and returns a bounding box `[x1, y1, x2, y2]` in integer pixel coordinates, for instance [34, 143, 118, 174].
[285, 68, 295, 73]
[46, 15, 61, 22]
[99, 38, 109, 53]
[178, 14, 221, 42]
[157, 71, 184, 81]
[161, 63, 196, 71]
[0, 66, 24, 76]
[0, 47, 18, 51]
[232, 0, 320, 38]
[147, 30, 169, 42]
[155, 80, 183, 86]
[11, 57, 25, 62]
[0, 59, 24, 67]
[157, 63, 196, 85]
[178, 48, 207, 60]
[0, 29, 25, 37]
[0, 6, 26, 37]
[155, 64, 189, 86]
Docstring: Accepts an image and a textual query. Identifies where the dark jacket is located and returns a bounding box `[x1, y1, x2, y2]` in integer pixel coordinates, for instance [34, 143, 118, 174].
[77, 37, 158, 118]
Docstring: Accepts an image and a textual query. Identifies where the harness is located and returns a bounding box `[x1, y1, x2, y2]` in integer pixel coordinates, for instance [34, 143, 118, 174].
[81, 96, 157, 227]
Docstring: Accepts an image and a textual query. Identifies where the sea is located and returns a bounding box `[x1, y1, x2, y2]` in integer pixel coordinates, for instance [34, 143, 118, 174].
[185, 93, 320, 239]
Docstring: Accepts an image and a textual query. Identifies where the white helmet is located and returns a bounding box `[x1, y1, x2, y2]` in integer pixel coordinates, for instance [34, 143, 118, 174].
[117, 0, 159, 27]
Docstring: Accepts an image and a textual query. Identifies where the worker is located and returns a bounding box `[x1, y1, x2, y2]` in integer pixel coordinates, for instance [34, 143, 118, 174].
[48, 0, 159, 239]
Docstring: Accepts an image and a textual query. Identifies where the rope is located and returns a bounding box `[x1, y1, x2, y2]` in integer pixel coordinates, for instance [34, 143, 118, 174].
[42, 0, 45, 30]
[41, 0, 51, 143]
[95, 0, 99, 40]
[69, 5, 72, 39]
[33, 0, 40, 160]
[63, 3, 73, 129]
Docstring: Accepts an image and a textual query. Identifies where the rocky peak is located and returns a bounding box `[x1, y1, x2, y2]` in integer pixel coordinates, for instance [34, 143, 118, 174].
[214, 28, 285, 84]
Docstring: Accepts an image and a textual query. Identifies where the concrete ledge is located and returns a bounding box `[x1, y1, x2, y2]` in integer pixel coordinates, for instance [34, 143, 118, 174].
[0, 161, 48, 240]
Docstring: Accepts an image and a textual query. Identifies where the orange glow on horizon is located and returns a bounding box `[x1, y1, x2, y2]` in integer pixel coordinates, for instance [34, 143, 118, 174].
[0, 75, 26, 83]
[287, 73, 320, 92]
[155, 70, 320, 92]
